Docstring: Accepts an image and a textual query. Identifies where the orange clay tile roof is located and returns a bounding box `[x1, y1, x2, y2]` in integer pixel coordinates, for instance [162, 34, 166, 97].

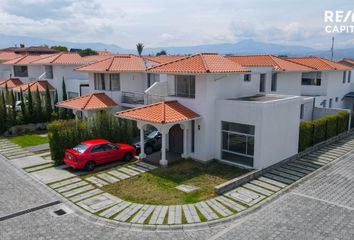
[143, 55, 186, 64]
[225, 55, 313, 71]
[57, 93, 118, 110]
[284, 57, 352, 70]
[82, 54, 115, 63]
[117, 100, 200, 124]
[12, 80, 55, 92]
[0, 78, 23, 88]
[147, 53, 250, 73]
[0, 51, 21, 62]
[31, 52, 87, 65]
[75, 54, 148, 72]
[337, 58, 354, 66]
[3, 54, 51, 65]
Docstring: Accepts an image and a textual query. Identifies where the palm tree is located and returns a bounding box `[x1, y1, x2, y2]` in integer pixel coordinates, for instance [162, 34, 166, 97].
[136, 43, 144, 56]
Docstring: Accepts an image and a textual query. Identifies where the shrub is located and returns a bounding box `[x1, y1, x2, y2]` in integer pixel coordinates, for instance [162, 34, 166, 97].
[299, 111, 349, 151]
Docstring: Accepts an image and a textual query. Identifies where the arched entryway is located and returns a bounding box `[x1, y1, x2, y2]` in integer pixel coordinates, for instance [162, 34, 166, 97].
[169, 124, 184, 154]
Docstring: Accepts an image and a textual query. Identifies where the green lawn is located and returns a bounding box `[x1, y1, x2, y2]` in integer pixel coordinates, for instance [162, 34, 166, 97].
[102, 160, 249, 205]
[9, 133, 49, 148]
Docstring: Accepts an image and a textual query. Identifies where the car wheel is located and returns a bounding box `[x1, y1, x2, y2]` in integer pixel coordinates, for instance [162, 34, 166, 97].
[145, 146, 153, 155]
[124, 152, 133, 161]
[85, 161, 96, 171]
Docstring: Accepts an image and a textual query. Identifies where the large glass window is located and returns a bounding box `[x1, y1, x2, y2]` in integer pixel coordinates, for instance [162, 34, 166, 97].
[221, 121, 255, 167]
[343, 71, 347, 83]
[271, 73, 277, 92]
[174, 75, 195, 98]
[45, 65, 53, 79]
[14, 66, 28, 77]
[301, 72, 321, 86]
[109, 74, 120, 91]
[259, 73, 266, 92]
[94, 73, 105, 90]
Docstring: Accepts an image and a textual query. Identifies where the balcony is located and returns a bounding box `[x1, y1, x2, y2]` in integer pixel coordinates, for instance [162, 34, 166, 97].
[121, 91, 145, 107]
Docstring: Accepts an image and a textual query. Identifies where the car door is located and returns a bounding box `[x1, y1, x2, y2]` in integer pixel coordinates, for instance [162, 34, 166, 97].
[104, 143, 121, 162]
[90, 144, 108, 164]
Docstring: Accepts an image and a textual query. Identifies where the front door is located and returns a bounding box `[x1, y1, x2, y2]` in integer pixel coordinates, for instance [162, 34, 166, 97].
[169, 125, 183, 154]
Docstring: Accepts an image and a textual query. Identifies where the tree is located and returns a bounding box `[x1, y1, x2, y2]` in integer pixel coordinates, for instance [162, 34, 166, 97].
[10, 90, 16, 123]
[34, 87, 42, 122]
[0, 93, 7, 133]
[44, 84, 52, 121]
[53, 90, 59, 119]
[50, 45, 68, 52]
[78, 48, 98, 57]
[19, 89, 26, 123]
[136, 43, 144, 56]
[156, 50, 167, 56]
[27, 87, 34, 122]
[59, 78, 68, 119]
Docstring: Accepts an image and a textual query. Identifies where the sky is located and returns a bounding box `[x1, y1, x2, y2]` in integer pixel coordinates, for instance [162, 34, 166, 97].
[0, 0, 353, 50]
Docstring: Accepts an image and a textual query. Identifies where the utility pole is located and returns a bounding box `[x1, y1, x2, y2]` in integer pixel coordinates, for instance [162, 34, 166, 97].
[331, 36, 335, 61]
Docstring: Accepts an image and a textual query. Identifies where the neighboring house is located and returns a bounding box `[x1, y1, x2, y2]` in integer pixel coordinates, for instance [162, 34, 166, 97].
[0, 78, 23, 92]
[0, 51, 21, 79]
[2, 53, 90, 101]
[12, 80, 56, 101]
[117, 53, 302, 170]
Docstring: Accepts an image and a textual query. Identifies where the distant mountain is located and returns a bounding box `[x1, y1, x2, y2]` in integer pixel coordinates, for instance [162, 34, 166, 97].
[0, 33, 353, 60]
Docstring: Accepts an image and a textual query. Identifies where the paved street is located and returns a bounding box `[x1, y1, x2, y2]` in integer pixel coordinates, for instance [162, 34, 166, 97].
[1, 141, 354, 239]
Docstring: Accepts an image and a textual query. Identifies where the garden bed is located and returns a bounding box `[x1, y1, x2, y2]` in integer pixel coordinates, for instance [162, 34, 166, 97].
[102, 160, 249, 205]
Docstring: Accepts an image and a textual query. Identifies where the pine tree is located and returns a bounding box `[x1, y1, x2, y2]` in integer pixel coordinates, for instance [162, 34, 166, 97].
[0, 93, 7, 133]
[44, 84, 52, 121]
[59, 78, 68, 119]
[4, 83, 9, 104]
[34, 87, 42, 122]
[27, 87, 34, 122]
[10, 90, 16, 124]
[53, 90, 59, 119]
[19, 89, 26, 123]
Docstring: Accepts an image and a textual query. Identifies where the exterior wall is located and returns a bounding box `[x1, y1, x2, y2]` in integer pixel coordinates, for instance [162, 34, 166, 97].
[274, 72, 302, 95]
[0, 64, 12, 79]
[215, 96, 301, 169]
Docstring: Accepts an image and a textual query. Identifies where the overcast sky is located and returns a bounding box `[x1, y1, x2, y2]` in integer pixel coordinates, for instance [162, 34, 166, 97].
[0, 0, 353, 49]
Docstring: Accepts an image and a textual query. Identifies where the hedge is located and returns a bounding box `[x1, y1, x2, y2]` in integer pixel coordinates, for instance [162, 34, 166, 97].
[48, 111, 138, 165]
[299, 111, 349, 151]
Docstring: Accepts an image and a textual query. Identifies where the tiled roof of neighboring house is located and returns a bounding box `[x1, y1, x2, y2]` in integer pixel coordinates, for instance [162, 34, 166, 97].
[0, 51, 21, 62]
[0, 78, 23, 89]
[97, 51, 113, 56]
[337, 58, 354, 66]
[143, 55, 186, 64]
[82, 55, 115, 63]
[284, 57, 352, 70]
[117, 100, 200, 124]
[31, 52, 87, 65]
[57, 93, 118, 110]
[12, 80, 55, 92]
[75, 54, 147, 72]
[225, 55, 313, 71]
[147, 53, 250, 73]
[3, 54, 49, 65]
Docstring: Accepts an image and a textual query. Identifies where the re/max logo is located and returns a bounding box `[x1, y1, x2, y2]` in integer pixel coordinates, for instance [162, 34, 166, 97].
[324, 11, 354, 23]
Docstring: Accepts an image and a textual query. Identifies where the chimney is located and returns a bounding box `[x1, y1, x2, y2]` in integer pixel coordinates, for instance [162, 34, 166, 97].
[20, 44, 25, 48]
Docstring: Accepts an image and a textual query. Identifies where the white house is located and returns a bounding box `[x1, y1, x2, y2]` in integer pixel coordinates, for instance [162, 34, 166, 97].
[0, 51, 21, 79]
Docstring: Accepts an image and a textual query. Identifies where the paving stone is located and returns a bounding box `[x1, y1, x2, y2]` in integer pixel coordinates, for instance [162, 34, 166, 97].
[24, 143, 49, 152]
[156, 206, 168, 224]
[250, 179, 281, 192]
[55, 181, 88, 193]
[36, 152, 51, 157]
[62, 185, 95, 197]
[281, 164, 312, 175]
[128, 164, 149, 173]
[175, 184, 200, 193]
[298, 158, 326, 166]
[303, 156, 330, 164]
[107, 170, 130, 180]
[7, 153, 34, 159]
[205, 199, 232, 217]
[195, 201, 219, 221]
[0, 148, 26, 154]
[100, 201, 131, 218]
[96, 173, 120, 183]
[263, 173, 295, 184]
[182, 204, 200, 223]
[25, 163, 54, 172]
[117, 167, 140, 176]
[70, 189, 103, 203]
[215, 196, 246, 212]
[85, 176, 109, 187]
[77, 193, 121, 213]
[49, 177, 82, 189]
[149, 206, 163, 224]
[167, 205, 182, 225]
[292, 160, 322, 169]
[131, 205, 155, 224]
[243, 183, 274, 196]
[114, 204, 143, 222]
[271, 170, 301, 181]
[275, 167, 306, 178]
[136, 161, 157, 170]
[30, 167, 77, 184]
[258, 176, 288, 188]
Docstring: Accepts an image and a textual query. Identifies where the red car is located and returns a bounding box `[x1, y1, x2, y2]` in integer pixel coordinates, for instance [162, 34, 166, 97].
[64, 139, 136, 171]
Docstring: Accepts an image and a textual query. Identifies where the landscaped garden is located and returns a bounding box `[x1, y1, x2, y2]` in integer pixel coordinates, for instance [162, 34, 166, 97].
[101, 160, 249, 205]
[9, 133, 49, 147]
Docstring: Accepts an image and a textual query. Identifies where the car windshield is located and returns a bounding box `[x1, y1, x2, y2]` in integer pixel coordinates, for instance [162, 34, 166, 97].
[73, 144, 88, 153]
[146, 131, 158, 139]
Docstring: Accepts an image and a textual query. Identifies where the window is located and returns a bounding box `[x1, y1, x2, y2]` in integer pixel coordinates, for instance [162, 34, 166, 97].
[91, 144, 106, 153]
[94, 73, 105, 90]
[329, 98, 332, 108]
[14, 66, 28, 77]
[322, 100, 327, 108]
[174, 75, 195, 98]
[109, 74, 120, 91]
[343, 71, 347, 83]
[301, 72, 321, 86]
[300, 104, 304, 119]
[335, 97, 339, 102]
[221, 121, 255, 167]
[148, 73, 160, 87]
[271, 73, 277, 92]
[244, 74, 251, 82]
[106, 143, 118, 150]
[259, 73, 266, 92]
[45, 65, 53, 79]
[348, 71, 352, 83]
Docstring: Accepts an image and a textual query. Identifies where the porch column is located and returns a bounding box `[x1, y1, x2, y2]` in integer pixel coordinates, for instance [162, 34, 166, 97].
[139, 126, 146, 159]
[160, 132, 168, 166]
[181, 123, 189, 159]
